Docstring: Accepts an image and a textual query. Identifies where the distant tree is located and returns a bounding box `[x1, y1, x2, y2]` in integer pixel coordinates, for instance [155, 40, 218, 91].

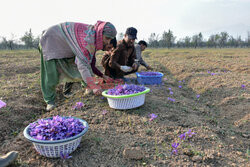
[236, 36, 243, 48]
[207, 35, 216, 48]
[219, 32, 229, 48]
[20, 29, 36, 48]
[198, 33, 203, 47]
[0, 34, 16, 50]
[184, 36, 191, 48]
[148, 33, 159, 48]
[247, 31, 250, 47]
[162, 29, 175, 49]
[228, 36, 237, 47]
[191, 34, 199, 48]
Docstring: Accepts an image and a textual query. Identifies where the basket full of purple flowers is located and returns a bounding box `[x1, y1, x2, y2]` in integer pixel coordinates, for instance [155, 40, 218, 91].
[102, 84, 150, 109]
[23, 116, 88, 158]
[136, 72, 164, 85]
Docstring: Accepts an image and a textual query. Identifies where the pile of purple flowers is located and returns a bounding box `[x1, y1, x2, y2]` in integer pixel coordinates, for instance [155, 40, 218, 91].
[139, 72, 161, 76]
[29, 116, 85, 141]
[107, 84, 146, 95]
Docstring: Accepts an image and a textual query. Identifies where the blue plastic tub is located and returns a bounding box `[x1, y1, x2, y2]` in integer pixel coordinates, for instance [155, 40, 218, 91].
[136, 72, 164, 85]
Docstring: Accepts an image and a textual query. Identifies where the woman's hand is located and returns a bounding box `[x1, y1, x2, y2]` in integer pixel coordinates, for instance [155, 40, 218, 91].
[103, 75, 114, 83]
[93, 88, 102, 95]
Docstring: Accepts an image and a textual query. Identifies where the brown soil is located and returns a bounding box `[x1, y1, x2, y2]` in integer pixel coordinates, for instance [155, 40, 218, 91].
[0, 49, 249, 167]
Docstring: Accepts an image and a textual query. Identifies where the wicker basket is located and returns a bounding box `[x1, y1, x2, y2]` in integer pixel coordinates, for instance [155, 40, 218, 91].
[136, 72, 164, 85]
[23, 117, 88, 158]
[102, 88, 150, 109]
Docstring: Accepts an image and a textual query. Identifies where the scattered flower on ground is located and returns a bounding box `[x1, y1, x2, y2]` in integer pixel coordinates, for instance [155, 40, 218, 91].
[102, 110, 108, 115]
[185, 129, 196, 137]
[168, 97, 176, 102]
[0, 100, 6, 109]
[196, 94, 200, 98]
[149, 113, 158, 121]
[72, 102, 84, 110]
[172, 129, 196, 156]
[60, 153, 72, 160]
[171, 142, 179, 155]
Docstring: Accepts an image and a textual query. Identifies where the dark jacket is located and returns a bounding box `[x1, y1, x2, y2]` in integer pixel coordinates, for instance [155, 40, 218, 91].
[102, 39, 136, 78]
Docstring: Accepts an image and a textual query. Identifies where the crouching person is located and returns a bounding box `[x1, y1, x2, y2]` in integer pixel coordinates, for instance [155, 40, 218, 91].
[39, 21, 117, 111]
[102, 27, 139, 81]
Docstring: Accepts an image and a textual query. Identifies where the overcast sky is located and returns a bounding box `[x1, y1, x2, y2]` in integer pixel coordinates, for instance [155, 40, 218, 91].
[1, 0, 250, 41]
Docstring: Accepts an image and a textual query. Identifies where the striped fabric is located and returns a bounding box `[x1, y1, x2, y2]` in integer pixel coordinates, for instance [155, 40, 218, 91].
[59, 21, 106, 68]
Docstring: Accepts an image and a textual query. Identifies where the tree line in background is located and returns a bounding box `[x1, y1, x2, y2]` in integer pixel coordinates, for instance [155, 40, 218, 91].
[1, 29, 250, 50]
[0, 29, 40, 50]
[146, 30, 250, 48]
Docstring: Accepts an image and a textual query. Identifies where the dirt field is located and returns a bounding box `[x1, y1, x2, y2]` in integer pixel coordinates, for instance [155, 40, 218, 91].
[0, 48, 249, 167]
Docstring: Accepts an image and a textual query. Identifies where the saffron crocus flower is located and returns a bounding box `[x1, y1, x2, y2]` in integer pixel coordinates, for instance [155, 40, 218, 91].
[241, 84, 246, 89]
[171, 142, 179, 155]
[196, 94, 200, 98]
[207, 70, 211, 74]
[185, 129, 196, 137]
[149, 113, 157, 121]
[211, 73, 216, 76]
[178, 81, 182, 83]
[107, 84, 145, 96]
[169, 91, 173, 95]
[179, 133, 186, 140]
[178, 85, 182, 88]
[172, 142, 179, 149]
[0, 100, 6, 109]
[60, 153, 72, 160]
[172, 149, 178, 155]
[72, 102, 84, 110]
[168, 88, 172, 90]
[102, 110, 108, 115]
[168, 97, 175, 102]
[29, 116, 85, 141]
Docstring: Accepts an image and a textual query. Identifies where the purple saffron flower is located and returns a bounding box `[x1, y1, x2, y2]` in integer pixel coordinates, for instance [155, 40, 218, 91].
[0, 100, 6, 109]
[72, 102, 84, 110]
[241, 84, 246, 89]
[196, 94, 200, 98]
[168, 97, 175, 102]
[178, 81, 182, 83]
[178, 85, 182, 88]
[29, 116, 85, 141]
[185, 129, 196, 137]
[168, 88, 172, 90]
[207, 70, 211, 74]
[182, 80, 185, 82]
[102, 110, 108, 115]
[172, 149, 178, 155]
[149, 113, 157, 121]
[60, 153, 72, 160]
[211, 73, 216, 76]
[179, 133, 186, 140]
[172, 142, 179, 149]
[107, 84, 145, 96]
[169, 91, 173, 95]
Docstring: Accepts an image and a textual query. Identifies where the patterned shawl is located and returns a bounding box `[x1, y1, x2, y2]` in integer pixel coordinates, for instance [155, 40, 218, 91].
[59, 21, 106, 69]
